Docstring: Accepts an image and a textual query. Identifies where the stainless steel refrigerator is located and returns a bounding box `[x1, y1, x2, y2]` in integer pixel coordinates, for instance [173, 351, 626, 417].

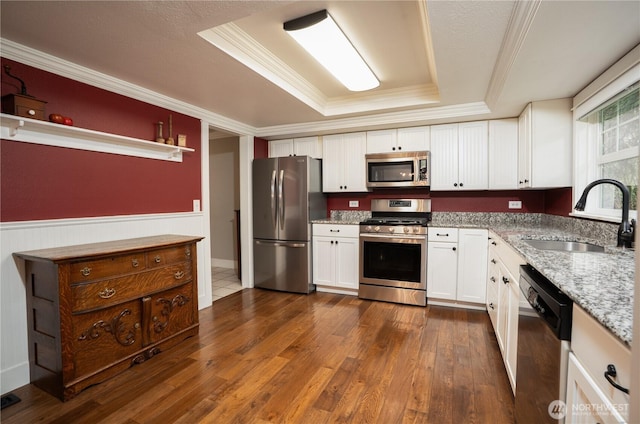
[252, 156, 326, 293]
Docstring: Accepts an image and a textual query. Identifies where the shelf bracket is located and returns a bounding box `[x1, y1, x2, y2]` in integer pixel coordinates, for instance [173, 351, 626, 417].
[9, 119, 24, 137]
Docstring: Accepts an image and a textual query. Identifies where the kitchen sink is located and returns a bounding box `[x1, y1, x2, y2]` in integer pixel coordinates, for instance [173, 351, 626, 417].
[523, 239, 606, 253]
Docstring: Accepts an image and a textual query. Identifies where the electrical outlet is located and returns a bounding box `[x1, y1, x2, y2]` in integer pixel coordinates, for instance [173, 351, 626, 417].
[349, 200, 359, 208]
[193, 199, 201, 212]
[508, 200, 522, 209]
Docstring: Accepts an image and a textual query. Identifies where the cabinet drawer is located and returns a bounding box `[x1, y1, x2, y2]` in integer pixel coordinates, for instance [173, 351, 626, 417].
[313, 224, 359, 238]
[70, 253, 146, 283]
[488, 232, 524, 277]
[428, 227, 458, 242]
[571, 305, 631, 418]
[147, 244, 193, 268]
[71, 263, 192, 312]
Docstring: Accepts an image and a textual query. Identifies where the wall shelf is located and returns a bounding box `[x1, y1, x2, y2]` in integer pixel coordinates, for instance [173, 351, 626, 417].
[0, 113, 194, 162]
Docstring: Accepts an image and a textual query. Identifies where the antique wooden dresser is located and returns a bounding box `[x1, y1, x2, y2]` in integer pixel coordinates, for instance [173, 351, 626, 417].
[14, 234, 204, 401]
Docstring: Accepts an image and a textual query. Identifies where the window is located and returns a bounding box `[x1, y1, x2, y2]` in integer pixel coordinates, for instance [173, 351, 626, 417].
[574, 76, 639, 222]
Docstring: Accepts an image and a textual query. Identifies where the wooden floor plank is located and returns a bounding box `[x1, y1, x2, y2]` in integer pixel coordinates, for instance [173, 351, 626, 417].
[1, 290, 515, 423]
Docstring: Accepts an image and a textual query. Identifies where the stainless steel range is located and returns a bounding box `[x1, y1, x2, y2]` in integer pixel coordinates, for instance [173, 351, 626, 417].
[358, 198, 431, 306]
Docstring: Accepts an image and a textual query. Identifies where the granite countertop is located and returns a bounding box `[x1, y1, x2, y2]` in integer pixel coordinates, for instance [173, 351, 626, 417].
[312, 219, 363, 225]
[316, 211, 634, 347]
[490, 225, 634, 348]
[432, 216, 634, 347]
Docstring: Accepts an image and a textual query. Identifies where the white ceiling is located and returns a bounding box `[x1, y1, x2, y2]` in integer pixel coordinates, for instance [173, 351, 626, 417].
[1, 1, 639, 139]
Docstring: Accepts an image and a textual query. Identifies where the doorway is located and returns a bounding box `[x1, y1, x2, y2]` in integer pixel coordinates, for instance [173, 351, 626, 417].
[209, 129, 243, 301]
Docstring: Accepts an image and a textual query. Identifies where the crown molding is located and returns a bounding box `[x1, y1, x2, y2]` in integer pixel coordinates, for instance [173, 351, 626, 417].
[2, 38, 494, 140]
[198, 21, 442, 117]
[485, 0, 541, 108]
[0, 38, 255, 136]
[255, 101, 491, 138]
[198, 24, 328, 114]
[418, 0, 439, 87]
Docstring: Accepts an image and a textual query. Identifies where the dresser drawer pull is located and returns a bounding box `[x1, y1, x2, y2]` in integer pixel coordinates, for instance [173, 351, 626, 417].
[154, 255, 162, 263]
[81, 267, 91, 277]
[98, 288, 117, 299]
[132, 259, 139, 268]
[185, 247, 191, 257]
[174, 270, 185, 280]
[604, 364, 630, 394]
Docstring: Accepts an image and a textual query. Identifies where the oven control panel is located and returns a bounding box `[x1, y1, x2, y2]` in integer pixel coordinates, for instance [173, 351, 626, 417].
[361, 225, 427, 235]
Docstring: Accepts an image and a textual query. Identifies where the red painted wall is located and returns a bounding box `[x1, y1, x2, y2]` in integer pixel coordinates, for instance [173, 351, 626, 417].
[254, 137, 268, 159]
[326, 187, 573, 217]
[1, 58, 201, 222]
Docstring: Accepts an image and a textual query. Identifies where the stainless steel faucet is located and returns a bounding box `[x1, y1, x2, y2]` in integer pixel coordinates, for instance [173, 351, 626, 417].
[574, 178, 636, 248]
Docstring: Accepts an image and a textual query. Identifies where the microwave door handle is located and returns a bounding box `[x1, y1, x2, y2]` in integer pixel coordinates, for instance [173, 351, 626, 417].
[270, 170, 278, 229]
[278, 169, 285, 230]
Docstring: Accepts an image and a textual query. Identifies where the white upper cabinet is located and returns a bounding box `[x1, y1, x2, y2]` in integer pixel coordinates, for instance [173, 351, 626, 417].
[269, 136, 322, 158]
[518, 99, 572, 188]
[431, 121, 488, 190]
[488, 119, 519, 190]
[269, 139, 294, 158]
[366, 126, 429, 154]
[322, 132, 367, 192]
[398, 126, 430, 152]
[366, 129, 398, 154]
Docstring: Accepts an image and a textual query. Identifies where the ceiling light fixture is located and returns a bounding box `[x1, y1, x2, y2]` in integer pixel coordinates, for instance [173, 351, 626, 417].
[284, 10, 379, 92]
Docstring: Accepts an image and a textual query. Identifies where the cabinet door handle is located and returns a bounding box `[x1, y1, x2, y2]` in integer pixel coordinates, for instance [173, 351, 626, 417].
[174, 270, 185, 280]
[452, 247, 456, 251]
[490, 276, 496, 282]
[330, 229, 340, 232]
[98, 288, 116, 299]
[604, 364, 630, 394]
[491, 241, 497, 246]
[154, 255, 161, 263]
[488, 303, 495, 310]
[502, 276, 510, 284]
[81, 267, 91, 277]
[491, 259, 497, 264]
[132, 259, 139, 268]
[453, 183, 458, 187]
[436, 233, 449, 237]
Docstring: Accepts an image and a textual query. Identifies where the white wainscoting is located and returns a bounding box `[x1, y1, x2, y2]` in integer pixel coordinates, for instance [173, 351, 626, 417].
[0, 211, 211, 395]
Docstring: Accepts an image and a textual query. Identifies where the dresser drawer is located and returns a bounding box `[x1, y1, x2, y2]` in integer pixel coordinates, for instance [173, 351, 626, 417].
[70, 253, 146, 283]
[147, 244, 193, 268]
[71, 263, 192, 312]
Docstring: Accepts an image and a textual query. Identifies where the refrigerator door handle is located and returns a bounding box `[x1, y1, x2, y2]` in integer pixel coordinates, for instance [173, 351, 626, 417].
[278, 169, 285, 230]
[270, 170, 278, 229]
[255, 240, 306, 248]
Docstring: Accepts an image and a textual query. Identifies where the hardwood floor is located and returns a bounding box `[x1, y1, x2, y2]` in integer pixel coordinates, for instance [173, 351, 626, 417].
[2, 289, 515, 423]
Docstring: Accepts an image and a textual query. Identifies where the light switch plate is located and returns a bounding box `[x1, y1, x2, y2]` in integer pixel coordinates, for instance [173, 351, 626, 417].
[349, 200, 359, 208]
[508, 200, 522, 209]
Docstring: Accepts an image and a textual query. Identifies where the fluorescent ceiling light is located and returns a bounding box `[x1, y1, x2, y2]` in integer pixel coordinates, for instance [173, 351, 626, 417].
[284, 10, 379, 92]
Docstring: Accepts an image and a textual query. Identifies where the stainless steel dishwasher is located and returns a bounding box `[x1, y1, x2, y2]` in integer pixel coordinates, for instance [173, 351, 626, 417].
[515, 265, 573, 423]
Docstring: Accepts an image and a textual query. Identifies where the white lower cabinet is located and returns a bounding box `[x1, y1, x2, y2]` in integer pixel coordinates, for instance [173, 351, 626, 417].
[312, 224, 359, 294]
[427, 228, 487, 307]
[566, 305, 631, 423]
[486, 231, 526, 393]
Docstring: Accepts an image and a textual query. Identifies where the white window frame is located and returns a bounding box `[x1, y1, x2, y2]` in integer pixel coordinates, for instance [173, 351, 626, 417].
[572, 62, 640, 223]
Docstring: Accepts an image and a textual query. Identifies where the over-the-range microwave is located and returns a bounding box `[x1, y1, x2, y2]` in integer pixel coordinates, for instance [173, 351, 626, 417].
[365, 151, 430, 188]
